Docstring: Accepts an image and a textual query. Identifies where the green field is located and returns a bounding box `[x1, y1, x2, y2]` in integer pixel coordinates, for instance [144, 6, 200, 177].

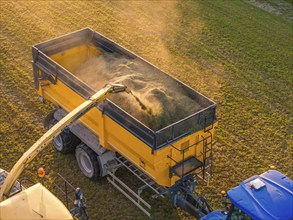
[0, 1, 292, 219]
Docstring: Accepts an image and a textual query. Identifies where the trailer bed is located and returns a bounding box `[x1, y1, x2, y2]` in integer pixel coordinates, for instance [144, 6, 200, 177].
[32, 28, 217, 187]
[33, 28, 215, 149]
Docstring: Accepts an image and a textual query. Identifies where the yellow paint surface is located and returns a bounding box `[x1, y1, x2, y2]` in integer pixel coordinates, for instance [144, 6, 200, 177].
[38, 45, 216, 187]
[0, 183, 73, 220]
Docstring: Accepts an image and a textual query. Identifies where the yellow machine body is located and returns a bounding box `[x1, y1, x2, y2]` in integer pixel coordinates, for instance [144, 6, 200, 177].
[0, 183, 73, 220]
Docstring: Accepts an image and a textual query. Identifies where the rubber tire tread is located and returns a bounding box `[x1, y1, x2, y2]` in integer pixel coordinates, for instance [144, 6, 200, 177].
[45, 111, 81, 154]
[56, 125, 81, 154]
[44, 109, 57, 129]
[76, 143, 100, 180]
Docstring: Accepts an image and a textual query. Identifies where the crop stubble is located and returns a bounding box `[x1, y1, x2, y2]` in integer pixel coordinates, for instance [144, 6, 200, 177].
[0, 1, 292, 219]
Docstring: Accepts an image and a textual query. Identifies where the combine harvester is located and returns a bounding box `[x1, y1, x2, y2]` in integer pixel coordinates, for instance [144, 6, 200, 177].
[1, 28, 292, 219]
[0, 83, 128, 220]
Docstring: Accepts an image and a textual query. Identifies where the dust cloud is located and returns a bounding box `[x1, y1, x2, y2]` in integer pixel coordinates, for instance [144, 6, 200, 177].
[74, 52, 203, 131]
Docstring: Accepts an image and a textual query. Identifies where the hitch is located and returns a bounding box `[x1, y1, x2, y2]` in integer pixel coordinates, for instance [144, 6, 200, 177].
[168, 174, 212, 219]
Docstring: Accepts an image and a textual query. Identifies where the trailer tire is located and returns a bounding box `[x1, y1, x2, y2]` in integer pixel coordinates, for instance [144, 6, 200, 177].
[46, 115, 81, 154]
[44, 109, 57, 129]
[75, 144, 100, 180]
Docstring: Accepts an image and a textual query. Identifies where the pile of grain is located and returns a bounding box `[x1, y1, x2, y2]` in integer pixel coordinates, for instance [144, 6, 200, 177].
[74, 52, 202, 130]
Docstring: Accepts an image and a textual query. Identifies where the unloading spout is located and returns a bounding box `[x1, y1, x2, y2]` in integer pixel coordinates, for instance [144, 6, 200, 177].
[107, 83, 128, 93]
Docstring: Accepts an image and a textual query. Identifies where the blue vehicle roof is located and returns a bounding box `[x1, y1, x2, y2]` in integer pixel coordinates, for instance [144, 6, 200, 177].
[200, 210, 226, 220]
[227, 170, 293, 220]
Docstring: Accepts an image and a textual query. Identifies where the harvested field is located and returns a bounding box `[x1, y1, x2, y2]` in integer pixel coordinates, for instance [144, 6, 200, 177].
[0, 1, 292, 219]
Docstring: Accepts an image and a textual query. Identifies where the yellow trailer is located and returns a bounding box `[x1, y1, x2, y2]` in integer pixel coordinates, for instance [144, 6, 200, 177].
[32, 28, 217, 217]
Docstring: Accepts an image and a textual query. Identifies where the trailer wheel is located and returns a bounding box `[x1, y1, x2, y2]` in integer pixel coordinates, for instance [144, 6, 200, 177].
[44, 109, 57, 129]
[45, 111, 81, 154]
[75, 144, 100, 180]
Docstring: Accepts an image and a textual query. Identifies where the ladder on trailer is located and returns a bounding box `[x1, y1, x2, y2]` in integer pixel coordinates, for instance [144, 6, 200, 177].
[168, 130, 215, 186]
[107, 155, 166, 217]
[197, 131, 214, 186]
